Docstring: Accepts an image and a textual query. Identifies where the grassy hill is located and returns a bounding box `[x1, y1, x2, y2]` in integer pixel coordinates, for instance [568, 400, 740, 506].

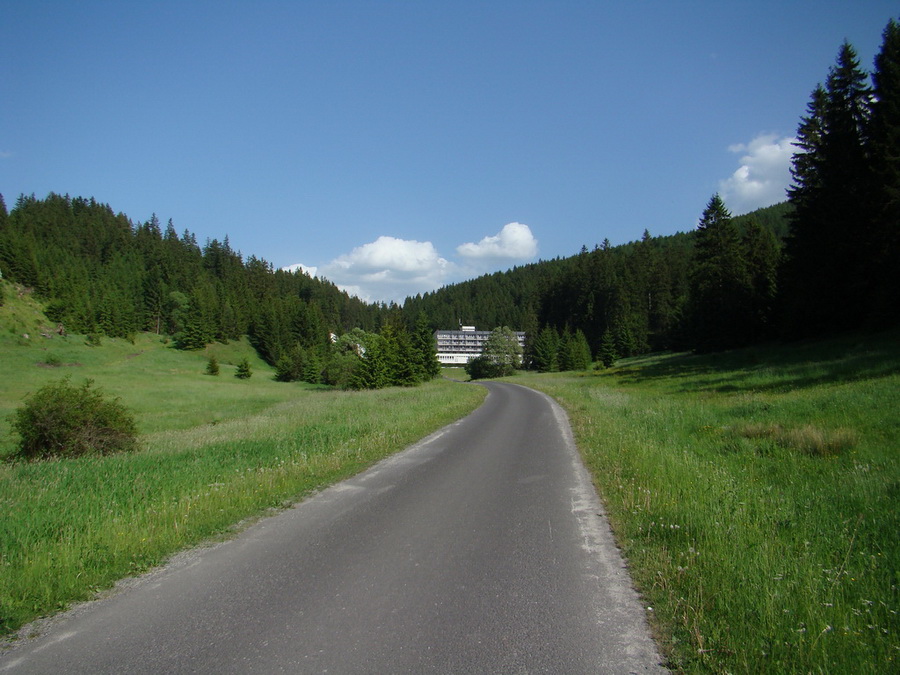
[0, 279, 277, 456]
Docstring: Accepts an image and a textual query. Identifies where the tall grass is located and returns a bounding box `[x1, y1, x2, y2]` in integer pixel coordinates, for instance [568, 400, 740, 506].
[0, 328, 486, 635]
[514, 332, 899, 673]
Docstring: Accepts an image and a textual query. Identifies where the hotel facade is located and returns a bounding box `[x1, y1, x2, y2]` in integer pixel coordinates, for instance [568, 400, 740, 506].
[433, 326, 527, 366]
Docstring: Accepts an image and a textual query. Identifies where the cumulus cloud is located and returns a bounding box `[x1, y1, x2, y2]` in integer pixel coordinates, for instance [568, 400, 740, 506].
[286, 222, 539, 304]
[316, 236, 454, 303]
[456, 222, 538, 261]
[719, 134, 796, 214]
[281, 263, 317, 277]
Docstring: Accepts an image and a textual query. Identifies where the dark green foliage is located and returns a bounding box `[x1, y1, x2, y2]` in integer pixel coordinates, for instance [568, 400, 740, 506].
[867, 18, 900, 326]
[782, 30, 899, 336]
[598, 328, 618, 368]
[742, 218, 781, 342]
[0, 193, 378, 352]
[324, 329, 367, 388]
[323, 350, 359, 389]
[688, 195, 753, 352]
[378, 324, 406, 386]
[613, 319, 639, 358]
[412, 312, 441, 381]
[302, 351, 323, 385]
[464, 355, 507, 380]
[174, 294, 213, 350]
[480, 326, 522, 376]
[274, 344, 306, 382]
[11, 378, 138, 460]
[561, 329, 592, 371]
[330, 321, 440, 390]
[530, 326, 560, 372]
[205, 356, 220, 376]
[350, 334, 389, 389]
[235, 358, 252, 379]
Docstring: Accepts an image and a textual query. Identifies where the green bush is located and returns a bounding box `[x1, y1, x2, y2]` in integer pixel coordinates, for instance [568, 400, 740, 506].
[10, 378, 138, 460]
[205, 355, 220, 376]
[235, 358, 252, 379]
[465, 355, 510, 380]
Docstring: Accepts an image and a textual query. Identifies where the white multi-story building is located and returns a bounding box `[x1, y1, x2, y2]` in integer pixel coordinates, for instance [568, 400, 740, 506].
[434, 326, 526, 366]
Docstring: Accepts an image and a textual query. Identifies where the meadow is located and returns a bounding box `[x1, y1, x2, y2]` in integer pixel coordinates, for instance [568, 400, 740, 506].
[0, 296, 486, 635]
[514, 332, 899, 673]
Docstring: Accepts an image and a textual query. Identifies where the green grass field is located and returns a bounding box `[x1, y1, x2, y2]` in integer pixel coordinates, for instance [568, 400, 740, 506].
[0, 283, 487, 635]
[513, 333, 899, 673]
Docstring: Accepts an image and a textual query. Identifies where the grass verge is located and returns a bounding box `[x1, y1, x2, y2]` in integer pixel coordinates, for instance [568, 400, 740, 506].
[0, 324, 486, 636]
[513, 332, 899, 673]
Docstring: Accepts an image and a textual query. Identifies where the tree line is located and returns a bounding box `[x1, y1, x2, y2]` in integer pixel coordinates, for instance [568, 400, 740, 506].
[0, 193, 437, 388]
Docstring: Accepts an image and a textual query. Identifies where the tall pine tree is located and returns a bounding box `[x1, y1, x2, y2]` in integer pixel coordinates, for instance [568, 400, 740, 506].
[783, 43, 872, 336]
[688, 195, 752, 352]
[867, 18, 900, 326]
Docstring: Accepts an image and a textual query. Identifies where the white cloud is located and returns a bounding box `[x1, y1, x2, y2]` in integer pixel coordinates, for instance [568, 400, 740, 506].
[281, 263, 317, 277]
[456, 222, 538, 261]
[719, 134, 795, 214]
[316, 236, 454, 303]
[286, 222, 539, 305]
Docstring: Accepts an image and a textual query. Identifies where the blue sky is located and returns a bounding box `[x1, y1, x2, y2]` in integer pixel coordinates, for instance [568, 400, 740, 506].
[2, 1, 896, 303]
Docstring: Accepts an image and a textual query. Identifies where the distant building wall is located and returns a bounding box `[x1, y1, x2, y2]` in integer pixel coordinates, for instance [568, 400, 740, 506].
[434, 327, 526, 365]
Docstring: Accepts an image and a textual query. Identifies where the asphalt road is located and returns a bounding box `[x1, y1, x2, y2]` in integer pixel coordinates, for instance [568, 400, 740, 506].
[0, 381, 665, 674]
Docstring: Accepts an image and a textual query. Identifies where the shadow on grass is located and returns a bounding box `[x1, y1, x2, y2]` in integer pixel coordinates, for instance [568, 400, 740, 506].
[609, 329, 900, 395]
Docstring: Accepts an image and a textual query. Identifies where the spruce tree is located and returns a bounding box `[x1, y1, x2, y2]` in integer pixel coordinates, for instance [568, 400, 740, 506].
[235, 358, 252, 379]
[412, 313, 441, 381]
[351, 335, 389, 390]
[743, 219, 781, 342]
[689, 194, 752, 352]
[557, 327, 574, 371]
[567, 329, 593, 370]
[530, 326, 559, 372]
[205, 355, 220, 376]
[783, 43, 872, 336]
[302, 350, 323, 384]
[598, 328, 618, 368]
[867, 18, 900, 326]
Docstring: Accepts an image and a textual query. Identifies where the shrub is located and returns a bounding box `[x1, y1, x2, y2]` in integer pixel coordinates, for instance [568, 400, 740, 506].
[10, 378, 138, 460]
[235, 358, 252, 379]
[205, 355, 220, 376]
[465, 355, 508, 380]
